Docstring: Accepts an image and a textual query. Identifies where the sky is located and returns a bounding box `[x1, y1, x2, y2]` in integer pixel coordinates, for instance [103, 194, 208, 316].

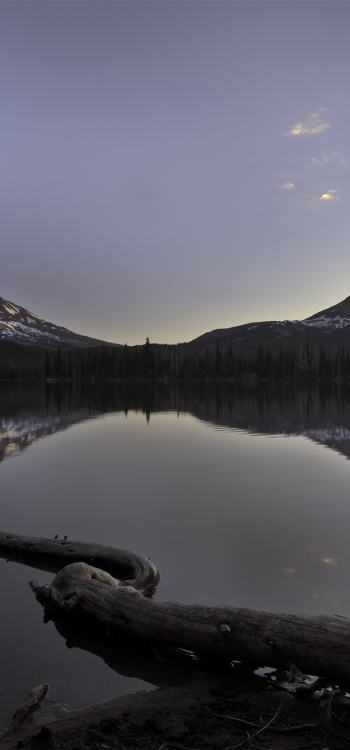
[1, 0, 350, 345]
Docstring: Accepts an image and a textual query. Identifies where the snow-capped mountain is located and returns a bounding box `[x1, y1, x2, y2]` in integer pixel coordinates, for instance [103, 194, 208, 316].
[303, 296, 350, 330]
[2, 292, 350, 353]
[0, 296, 116, 348]
[2, 383, 350, 465]
[188, 295, 350, 349]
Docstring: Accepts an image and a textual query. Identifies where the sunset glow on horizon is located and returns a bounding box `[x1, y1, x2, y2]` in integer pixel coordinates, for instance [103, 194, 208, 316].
[1, 1, 350, 344]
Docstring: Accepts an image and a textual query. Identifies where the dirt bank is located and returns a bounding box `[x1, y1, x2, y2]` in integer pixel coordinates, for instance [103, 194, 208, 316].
[2, 670, 350, 750]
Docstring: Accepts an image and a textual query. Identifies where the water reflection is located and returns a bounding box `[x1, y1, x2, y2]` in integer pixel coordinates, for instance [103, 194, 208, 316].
[1, 381, 350, 725]
[42, 608, 197, 689]
[2, 381, 350, 462]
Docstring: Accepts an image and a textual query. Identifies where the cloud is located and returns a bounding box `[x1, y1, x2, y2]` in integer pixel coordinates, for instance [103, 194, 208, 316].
[321, 557, 337, 566]
[319, 189, 339, 202]
[308, 151, 348, 167]
[277, 181, 295, 190]
[304, 188, 339, 206]
[283, 567, 297, 575]
[285, 109, 330, 137]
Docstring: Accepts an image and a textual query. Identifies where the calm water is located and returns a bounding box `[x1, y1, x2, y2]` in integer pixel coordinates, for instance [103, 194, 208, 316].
[1, 382, 350, 726]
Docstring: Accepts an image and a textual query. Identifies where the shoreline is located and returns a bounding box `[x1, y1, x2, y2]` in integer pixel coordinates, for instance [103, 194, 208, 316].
[2, 672, 350, 750]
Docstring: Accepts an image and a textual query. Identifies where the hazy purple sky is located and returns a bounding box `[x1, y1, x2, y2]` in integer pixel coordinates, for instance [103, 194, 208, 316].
[1, 1, 350, 344]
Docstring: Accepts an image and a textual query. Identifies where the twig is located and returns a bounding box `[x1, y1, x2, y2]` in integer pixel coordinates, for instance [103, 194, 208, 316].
[204, 706, 257, 728]
[205, 705, 319, 735]
[274, 721, 319, 733]
[12, 684, 49, 728]
[221, 704, 281, 750]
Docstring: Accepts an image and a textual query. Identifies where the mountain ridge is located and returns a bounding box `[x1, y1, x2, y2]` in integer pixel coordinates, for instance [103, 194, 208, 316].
[2, 293, 350, 353]
[0, 296, 119, 349]
[187, 295, 350, 350]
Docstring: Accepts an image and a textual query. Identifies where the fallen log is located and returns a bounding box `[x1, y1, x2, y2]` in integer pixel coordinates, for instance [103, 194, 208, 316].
[31, 561, 350, 687]
[0, 531, 159, 596]
[39, 608, 207, 687]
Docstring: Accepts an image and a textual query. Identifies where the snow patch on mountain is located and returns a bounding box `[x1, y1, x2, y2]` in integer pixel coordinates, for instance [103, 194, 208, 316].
[303, 315, 350, 330]
[303, 426, 350, 442]
[0, 320, 63, 342]
[3, 303, 19, 315]
[0, 294, 116, 348]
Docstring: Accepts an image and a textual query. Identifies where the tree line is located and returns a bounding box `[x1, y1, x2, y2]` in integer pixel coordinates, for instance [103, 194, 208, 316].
[2, 340, 350, 381]
[41, 341, 350, 382]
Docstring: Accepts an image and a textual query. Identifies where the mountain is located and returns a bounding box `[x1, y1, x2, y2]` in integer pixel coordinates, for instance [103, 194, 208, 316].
[2, 291, 350, 357]
[187, 295, 350, 350]
[2, 381, 350, 464]
[303, 296, 350, 329]
[0, 296, 118, 349]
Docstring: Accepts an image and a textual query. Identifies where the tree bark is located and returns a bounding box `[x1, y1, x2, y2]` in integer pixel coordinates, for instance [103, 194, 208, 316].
[0, 531, 159, 596]
[31, 561, 350, 686]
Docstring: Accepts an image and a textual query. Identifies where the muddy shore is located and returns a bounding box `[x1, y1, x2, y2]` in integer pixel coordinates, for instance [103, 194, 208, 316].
[2, 670, 350, 750]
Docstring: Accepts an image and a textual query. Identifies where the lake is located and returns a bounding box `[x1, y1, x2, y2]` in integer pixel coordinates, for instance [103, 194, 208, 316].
[1, 381, 350, 727]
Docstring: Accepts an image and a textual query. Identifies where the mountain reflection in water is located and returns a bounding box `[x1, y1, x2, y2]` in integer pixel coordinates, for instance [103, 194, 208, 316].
[2, 380, 350, 726]
[2, 381, 350, 463]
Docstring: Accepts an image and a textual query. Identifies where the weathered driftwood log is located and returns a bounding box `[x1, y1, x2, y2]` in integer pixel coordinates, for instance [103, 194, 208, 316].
[31, 561, 350, 686]
[0, 531, 159, 596]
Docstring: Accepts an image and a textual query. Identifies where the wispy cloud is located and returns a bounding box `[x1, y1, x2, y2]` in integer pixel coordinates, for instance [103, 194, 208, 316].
[321, 556, 337, 566]
[285, 108, 330, 137]
[276, 180, 295, 191]
[283, 566, 297, 575]
[319, 189, 339, 202]
[305, 188, 339, 206]
[308, 150, 349, 167]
